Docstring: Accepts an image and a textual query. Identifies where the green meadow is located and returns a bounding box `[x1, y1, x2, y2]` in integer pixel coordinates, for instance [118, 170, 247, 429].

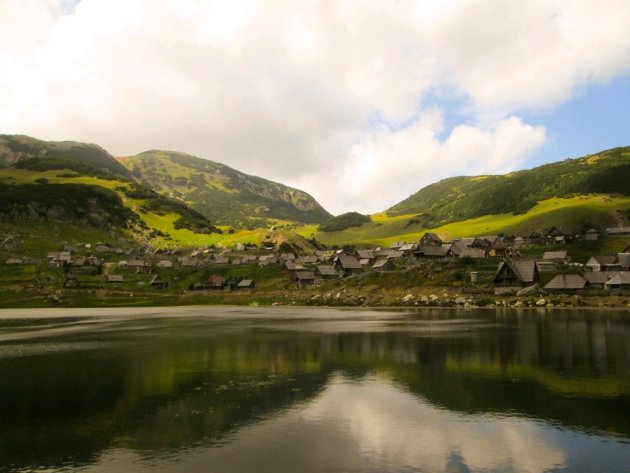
[298, 194, 630, 247]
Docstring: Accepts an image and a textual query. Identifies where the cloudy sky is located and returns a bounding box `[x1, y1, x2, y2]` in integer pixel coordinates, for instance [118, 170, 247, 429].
[1, 0, 629, 215]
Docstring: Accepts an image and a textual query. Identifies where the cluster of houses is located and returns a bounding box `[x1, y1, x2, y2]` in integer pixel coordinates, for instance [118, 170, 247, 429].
[3, 225, 630, 294]
[494, 251, 630, 294]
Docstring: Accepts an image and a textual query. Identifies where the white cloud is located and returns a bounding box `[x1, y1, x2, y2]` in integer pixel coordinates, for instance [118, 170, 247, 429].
[313, 113, 546, 214]
[0, 0, 628, 214]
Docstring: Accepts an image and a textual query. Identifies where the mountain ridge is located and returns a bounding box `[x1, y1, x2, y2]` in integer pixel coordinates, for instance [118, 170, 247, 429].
[117, 150, 332, 227]
[387, 146, 630, 228]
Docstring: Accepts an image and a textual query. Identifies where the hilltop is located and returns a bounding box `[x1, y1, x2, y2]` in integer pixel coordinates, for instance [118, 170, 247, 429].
[118, 150, 332, 228]
[388, 146, 630, 227]
[0, 134, 132, 180]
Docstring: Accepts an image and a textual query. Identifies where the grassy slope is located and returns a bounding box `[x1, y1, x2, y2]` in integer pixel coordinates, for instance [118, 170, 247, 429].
[387, 146, 630, 227]
[297, 194, 630, 246]
[118, 150, 332, 227]
[0, 134, 132, 179]
[0, 167, 224, 248]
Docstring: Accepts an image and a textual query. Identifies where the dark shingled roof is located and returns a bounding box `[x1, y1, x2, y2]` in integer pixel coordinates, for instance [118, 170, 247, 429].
[415, 244, 447, 257]
[605, 272, 630, 286]
[316, 265, 337, 277]
[587, 255, 617, 266]
[544, 274, 587, 290]
[294, 271, 315, 281]
[543, 251, 568, 260]
[336, 255, 362, 269]
[584, 272, 616, 285]
[494, 260, 537, 284]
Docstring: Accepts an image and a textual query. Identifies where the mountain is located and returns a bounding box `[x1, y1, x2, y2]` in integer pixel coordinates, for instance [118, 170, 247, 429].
[0, 134, 132, 180]
[117, 150, 332, 228]
[0, 154, 220, 249]
[387, 146, 630, 227]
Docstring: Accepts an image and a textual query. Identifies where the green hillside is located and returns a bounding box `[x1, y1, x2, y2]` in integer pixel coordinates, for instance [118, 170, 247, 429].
[0, 158, 221, 248]
[298, 194, 630, 247]
[319, 212, 371, 232]
[0, 134, 132, 180]
[388, 146, 630, 227]
[118, 150, 332, 228]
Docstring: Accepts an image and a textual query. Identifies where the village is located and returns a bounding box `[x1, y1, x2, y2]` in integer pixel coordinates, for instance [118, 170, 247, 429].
[1, 225, 630, 307]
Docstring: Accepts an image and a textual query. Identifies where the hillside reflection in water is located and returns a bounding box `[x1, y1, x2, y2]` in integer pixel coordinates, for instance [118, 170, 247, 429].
[0, 307, 628, 472]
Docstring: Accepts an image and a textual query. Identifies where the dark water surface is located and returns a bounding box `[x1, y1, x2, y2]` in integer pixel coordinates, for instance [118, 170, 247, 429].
[0, 306, 629, 472]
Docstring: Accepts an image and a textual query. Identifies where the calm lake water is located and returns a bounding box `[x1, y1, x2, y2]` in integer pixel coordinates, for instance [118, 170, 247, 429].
[0, 307, 629, 473]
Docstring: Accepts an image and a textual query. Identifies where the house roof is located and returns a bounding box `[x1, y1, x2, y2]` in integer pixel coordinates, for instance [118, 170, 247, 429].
[586, 255, 617, 266]
[461, 247, 487, 258]
[107, 275, 124, 282]
[544, 274, 587, 290]
[495, 260, 537, 284]
[208, 274, 226, 285]
[356, 250, 375, 259]
[149, 274, 165, 285]
[584, 272, 617, 285]
[294, 271, 315, 281]
[372, 259, 393, 269]
[415, 244, 447, 257]
[605, 272, 630, 286]
[316, 265, 337, 277]
[237, 279, 255, 287]
[336, 255, 363, 269]
[420, 232, 442, 244]
[543, 251, 568, 260]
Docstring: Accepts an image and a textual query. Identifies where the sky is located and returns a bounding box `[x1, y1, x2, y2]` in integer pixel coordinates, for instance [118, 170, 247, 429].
[1, 0, 629, 215]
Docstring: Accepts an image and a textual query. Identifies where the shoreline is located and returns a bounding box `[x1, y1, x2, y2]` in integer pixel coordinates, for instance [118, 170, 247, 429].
[0, 286, 629, 311]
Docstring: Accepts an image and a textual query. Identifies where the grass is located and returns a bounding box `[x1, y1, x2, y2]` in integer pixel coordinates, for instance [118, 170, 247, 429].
[298, 194, 630, 247]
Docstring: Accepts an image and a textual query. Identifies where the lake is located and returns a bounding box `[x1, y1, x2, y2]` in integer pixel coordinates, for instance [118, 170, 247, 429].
[0, 306, 629, 472]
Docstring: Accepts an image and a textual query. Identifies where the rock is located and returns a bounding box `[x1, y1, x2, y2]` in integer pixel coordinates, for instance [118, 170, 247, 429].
[517, 284, 539, 297]
[421, 295, 429, 303]
[455, 297, 466, 305]
[429, 294, 439, 302]
[402, 294, 414, 303]
[536, 298, 546, 306]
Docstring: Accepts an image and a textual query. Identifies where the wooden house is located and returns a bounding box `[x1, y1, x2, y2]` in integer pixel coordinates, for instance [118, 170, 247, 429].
[420, 233, 442, 246]
[292, 271, 316, 287]
[606, 226, 630, 236]
[316, 265, 338, 280]
[604, 272, 630, 292]
[584, 228, 600, 241]
[545, 227, 572, 244]
[584, 256, 618, 272]
[461, 247, 487, 259]
[372, 259, 395, 272]
[487, 236, 508, 258]
[237, 279, 256, 289]
[544, 274, 587, 292]
[107, 274, 124, 284]
[207, 274, 226, 290]
[528, 231, 544, 245]
[355, 250, 375, 263]
[149, 274, 168, 289]
[414, 244, 447, 259]
[583, 271, 617, 287]
[284, 261, 306, 273]
[334, 255, 363, 277]
[494, 260, 539, 290]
